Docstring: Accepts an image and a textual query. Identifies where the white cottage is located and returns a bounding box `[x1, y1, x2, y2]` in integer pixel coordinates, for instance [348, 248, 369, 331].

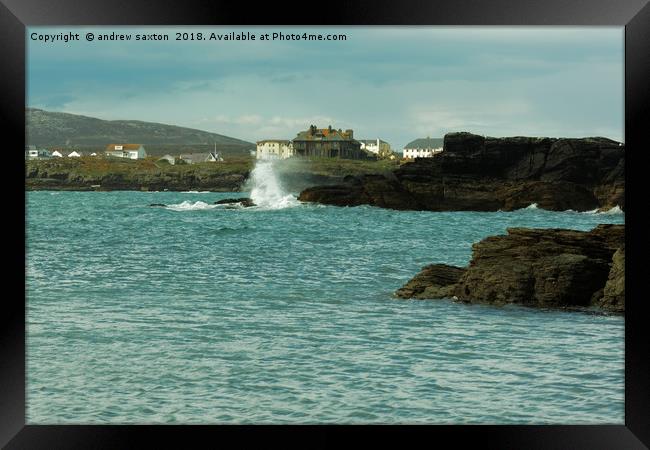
[51, 150, 64, 157]
[68, 151, 82, 157]
[403, 137, 444, 159]
[358, 138, 391, 155]
[25, 146, 51, 160]
[105, 144, 147, 160]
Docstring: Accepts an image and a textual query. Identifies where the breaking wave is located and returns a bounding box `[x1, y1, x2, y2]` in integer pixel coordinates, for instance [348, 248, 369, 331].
[248, 160, 300, 210]
[583, 205, 624, 215]
[165, 201, 219, 211]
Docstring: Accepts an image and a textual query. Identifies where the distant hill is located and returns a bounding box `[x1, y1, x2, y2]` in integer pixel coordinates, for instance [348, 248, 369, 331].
[26, 108, 256, 157]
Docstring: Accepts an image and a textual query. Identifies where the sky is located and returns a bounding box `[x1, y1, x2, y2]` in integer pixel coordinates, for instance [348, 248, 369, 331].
[27, 26, 624, 149]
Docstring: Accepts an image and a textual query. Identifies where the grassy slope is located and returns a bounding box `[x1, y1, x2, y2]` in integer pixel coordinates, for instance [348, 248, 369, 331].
[285, 157, 400, 176]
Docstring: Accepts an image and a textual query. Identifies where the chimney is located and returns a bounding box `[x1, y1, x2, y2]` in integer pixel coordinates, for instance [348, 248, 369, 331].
[345, 129, 353, 139]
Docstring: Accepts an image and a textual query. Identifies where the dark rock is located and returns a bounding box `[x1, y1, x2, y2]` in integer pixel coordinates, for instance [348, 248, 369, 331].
[395, 264, 466, 299]
[298, 132, 624, 212]
[593, 182, 625, 211]
[214, 197, 255, 207]
[498, 181, 599, 211]
[149, 203, 167, 207]
[298, 184, 367, 207]
[540, 138, 623, 184]
[300, 175, 599, 212]
[453, 224, 624, 309]
[596, 245, 625, 312]
[395, 224, 625, 312]
[298, 175, 421, 210]
[343, 174, 363, 186]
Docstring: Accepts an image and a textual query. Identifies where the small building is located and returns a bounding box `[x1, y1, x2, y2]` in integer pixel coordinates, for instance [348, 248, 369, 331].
[358, 138, 391, 156]
[403, 137, 444, 159]
[105, 144, 147, 160]
[68, 151, 82, 157]
[178, 151, 223, 164]
[25, 146, 51, 160]
[157, 154, 176, 165]
[292, 125, 366, 159]
[51, 150, 64, 158]
[256, 140, 293, 160]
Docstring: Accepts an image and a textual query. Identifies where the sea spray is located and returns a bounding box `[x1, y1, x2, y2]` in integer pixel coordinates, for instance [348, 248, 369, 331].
[248, 160, 299, 209]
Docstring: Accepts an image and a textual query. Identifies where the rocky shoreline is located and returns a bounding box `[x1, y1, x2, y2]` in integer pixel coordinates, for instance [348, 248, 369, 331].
[25, 177, 246, 192]
[395, 224, 625, 313]
[25, 162, 347, 192]
[298, 132, 624, 212]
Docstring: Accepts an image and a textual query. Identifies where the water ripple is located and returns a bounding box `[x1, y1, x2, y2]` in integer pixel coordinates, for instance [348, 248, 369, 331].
[26, 191, 624, 424]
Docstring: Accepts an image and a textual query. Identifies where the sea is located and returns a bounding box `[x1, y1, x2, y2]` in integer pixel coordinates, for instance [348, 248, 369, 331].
[25, 161, 626, 424]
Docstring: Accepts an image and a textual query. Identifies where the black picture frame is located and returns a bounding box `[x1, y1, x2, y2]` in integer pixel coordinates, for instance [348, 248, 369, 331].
[2, 0, 648, 448]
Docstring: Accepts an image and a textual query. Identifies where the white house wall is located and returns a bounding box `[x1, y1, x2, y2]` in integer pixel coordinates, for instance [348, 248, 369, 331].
[256, 142, 293, 160]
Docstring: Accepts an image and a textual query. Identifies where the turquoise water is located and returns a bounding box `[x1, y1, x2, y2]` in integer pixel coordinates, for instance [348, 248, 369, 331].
[26, 190, 625, 424]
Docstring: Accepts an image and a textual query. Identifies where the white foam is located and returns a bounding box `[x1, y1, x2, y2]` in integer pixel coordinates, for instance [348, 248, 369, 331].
[525, 203, 539, 210]
[582, 205, 624, 215]
[247, 160, 299, 210]
[601, 205, 624, 215]
[181, 191, 211, 194]
[165, 200, 218, 211]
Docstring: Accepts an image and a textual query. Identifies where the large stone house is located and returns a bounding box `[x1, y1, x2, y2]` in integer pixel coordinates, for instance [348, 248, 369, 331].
[292, 125, 367, 159]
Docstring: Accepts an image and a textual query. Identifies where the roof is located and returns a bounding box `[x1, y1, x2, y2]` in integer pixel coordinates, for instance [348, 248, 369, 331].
[257, 139, 291, 144]
[358, 139, 389, 145]
[404, 137, 444, 149]
[179, 153, 217, 162]
[105, 144, 143, 151]
[294, 126, 356, 142]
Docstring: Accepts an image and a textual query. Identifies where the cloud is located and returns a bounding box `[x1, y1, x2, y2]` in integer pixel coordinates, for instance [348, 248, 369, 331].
[196, 114, 337, 141]
[208, 114, 264, 126]
[27, 26, 624, 147]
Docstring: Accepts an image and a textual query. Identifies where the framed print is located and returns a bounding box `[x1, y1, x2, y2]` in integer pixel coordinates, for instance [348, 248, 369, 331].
[2, 0, 649, 448]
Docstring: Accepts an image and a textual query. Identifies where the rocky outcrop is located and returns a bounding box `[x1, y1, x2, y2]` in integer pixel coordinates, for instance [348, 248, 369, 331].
[298, 133, 624, 212]
[395, 224, 625, 312]
[596, 245, 625, 312]
[148, 198, 256, 208]
[25, 157, 357, 192]
[394, 264, 466, 299]
[26, 166, 249, 192]
[214, 198, 255, 207]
